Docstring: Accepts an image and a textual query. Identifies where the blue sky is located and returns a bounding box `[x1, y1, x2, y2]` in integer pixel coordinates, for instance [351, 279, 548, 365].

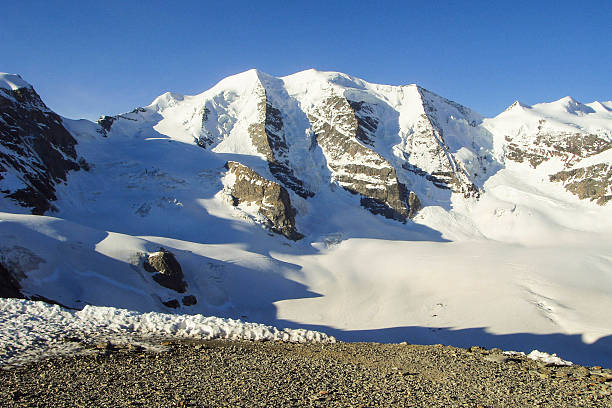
[2, 1, 610, 120]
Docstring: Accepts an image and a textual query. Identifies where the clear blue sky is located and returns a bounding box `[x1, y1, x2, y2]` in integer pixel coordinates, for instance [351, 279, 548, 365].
[2, 0, 610, 120]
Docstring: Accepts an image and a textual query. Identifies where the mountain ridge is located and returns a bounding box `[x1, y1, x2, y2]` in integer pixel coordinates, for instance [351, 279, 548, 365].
[1, 69, 612, 367]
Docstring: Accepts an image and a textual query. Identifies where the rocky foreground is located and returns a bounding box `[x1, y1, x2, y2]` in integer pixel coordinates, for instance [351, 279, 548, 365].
[1, 339, 611, 407]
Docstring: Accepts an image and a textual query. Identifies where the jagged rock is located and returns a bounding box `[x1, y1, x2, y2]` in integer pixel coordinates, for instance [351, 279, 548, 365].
[307, 95, 418, 221]
[182, 295, 197, 306]
[506, 132, 611, 169]
[144, 249, 187, 293]
[247, 83, 314, 198]
[550, 163, 612, 205]
[225, 161, 303, 240]
[0, 263, 23, 299]
[404, 88, 480, 197]
[96, 107, 147, 137]
[408, 191, 421, 218]
[0, 83, 81, 214]
[162, 299, 180, 309]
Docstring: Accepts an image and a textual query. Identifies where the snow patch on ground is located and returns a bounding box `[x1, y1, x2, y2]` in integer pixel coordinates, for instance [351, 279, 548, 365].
[0, 298, 335, 367]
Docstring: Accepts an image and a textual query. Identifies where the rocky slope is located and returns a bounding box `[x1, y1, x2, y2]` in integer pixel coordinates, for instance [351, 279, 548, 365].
[224, 160, 302, 240]
[0, 74, 84, 214]
[484, 98, 612, 205]
[1, 339, 610, 407]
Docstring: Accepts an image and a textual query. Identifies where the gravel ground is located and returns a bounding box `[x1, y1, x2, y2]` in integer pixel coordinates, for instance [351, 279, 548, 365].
[1, 339, 611, 407]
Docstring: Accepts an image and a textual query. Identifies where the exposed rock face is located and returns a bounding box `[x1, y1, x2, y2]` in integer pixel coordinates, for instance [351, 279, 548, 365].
[248, 83, 314, 199]
[0, 263, 23, 299]
[550, 163, 612, 205]
[503, 121, 612, 204]
[307, 94, 417, 221]
[162, 299, 180, 309]
[182, 295, 197, 306]
[144, 249, 187, 293]
[225, 161, 303, 240]
[195, 106, 213, 147]
[0, 84, 82, 214]
[96, 107, 147, 137]
[505, 130, 611, 169]
[403, 87, 480, 198]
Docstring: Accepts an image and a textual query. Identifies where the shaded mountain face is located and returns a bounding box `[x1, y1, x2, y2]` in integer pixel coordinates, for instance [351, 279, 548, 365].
[0, 75, 83, 214]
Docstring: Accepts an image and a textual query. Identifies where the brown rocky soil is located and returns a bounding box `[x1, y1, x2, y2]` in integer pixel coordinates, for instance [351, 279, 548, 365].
[1, 339, 610, 407]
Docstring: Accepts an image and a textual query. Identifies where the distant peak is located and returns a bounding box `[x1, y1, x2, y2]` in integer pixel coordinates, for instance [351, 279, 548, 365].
[551, 96, 595, 115]
[504, 100, 531, 112]
[0, 73, 32, 91]
[557, 95, 577, 104]
[149, 91, 184, 109]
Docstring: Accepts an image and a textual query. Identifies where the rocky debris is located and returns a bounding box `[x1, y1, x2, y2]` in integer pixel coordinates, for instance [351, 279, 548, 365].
[550, 163, 612, 205]
[182, 295, 197, 306]
[0, 84, 81, 214]
[248, 83, 314, 199]
[143, 249, 187, 293]
[225, 161, 303, 240]
[0, 340, 610, 407]
[308, 95, 418, 221]
[0, 264, 23, 299]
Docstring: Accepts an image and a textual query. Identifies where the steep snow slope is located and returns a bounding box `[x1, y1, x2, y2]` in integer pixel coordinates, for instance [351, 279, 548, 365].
[1, 70, 612, 366]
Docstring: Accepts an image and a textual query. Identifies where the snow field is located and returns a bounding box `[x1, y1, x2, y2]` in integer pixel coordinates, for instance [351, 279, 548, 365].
[0, 298, 335, 367]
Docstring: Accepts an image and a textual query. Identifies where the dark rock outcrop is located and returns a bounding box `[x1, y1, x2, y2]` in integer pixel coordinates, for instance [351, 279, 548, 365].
[96, 107, 147, 137]
[246, 83, 313, 199]
[182, 295, 197, 306]
[550, 163, 612, 205]
[506, 132, 611, 169]
[144, 249, 187, 293]
[162, 299, 180, 309]
[307, 95, 418, 221]
[0, 263, 23, 299]
[225, 161, 303, 240]
[0, 84, 81, 214]
[404, 87, 480, 197]
[504, 125, 612, 205]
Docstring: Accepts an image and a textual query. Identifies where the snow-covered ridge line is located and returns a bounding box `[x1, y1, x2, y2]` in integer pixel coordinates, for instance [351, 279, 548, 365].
[0, 299, 335, 367]
[0, 73, 32, 91]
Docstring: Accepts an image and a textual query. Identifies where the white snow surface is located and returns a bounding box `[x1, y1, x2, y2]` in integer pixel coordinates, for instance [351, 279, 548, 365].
[0, 73, 31, 90]
[527, 350, 573, 366]
[2, 69, 612, 368]
[0, 298, 334, 366]
[504, 350, 573, 366]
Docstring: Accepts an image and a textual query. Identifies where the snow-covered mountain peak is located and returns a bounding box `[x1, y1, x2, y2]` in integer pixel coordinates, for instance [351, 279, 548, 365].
[0, 73, 32, 91]
[149, 91, 185, 111]
[504, 100, 532, 112]
[535, 96, 596, 116]
[587, 101, 612, 113]
[2, 71, 612, 368]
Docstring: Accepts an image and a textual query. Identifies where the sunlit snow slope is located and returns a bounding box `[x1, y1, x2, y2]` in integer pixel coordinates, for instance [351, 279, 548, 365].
[1, 70, 611, 366]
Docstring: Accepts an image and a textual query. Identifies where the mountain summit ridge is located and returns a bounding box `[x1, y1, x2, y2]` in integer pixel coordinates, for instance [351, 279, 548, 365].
[1, 69, 611, 227]
[1, 70, 612, 367]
